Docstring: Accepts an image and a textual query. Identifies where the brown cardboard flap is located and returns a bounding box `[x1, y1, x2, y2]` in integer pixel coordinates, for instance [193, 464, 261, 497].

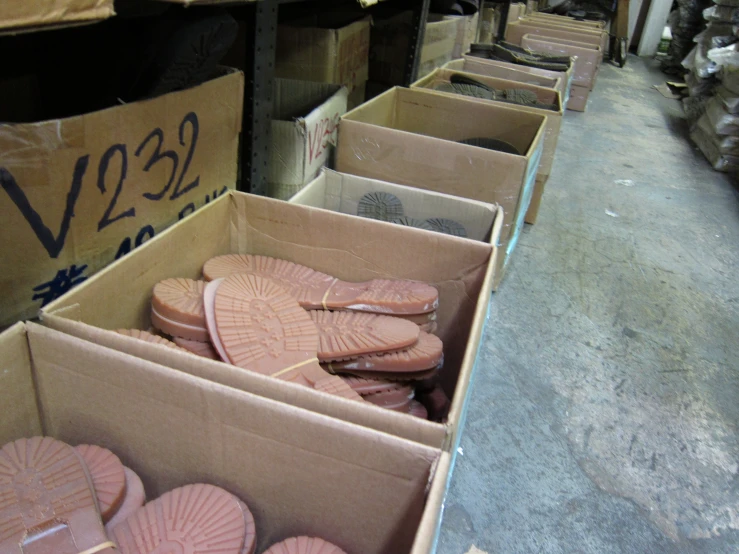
[19, 323, 440, 554]
[410, 450, 451, 554]
[0, 323, 42, 445]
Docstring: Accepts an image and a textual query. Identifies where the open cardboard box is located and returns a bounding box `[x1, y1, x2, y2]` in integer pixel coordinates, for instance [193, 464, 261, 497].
[41, 191, 496, 452]
[527, 13, 606, 29]
[506, 20, 607, 52]
[444, 57, 562, 94]
[412, 67, 562, 181]
[412, 68, 562, 225]
[459, 54, 573, 109]
[289, 169, 504, 243]
[522, 34, 601, 90]
[335, 86, 545, 284]
[2, 322, 448, 554]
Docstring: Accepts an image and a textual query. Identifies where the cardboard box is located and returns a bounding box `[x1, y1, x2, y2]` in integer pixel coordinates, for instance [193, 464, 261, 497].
[1, 321, 449, 554]
[0, 68, 244, 328]
[418, 15, 460, 78]
[522, 34, 600, 89]
[507, 2, 527, 23]
[0, 0, 114, 34]
[41, 191, 497, 451]
[528, 12, 606, 29]
[506, 20, 607, 52]
[276, 14, 371, 95]
[444, 57, 562, 94]
[268, 79, 348, 200]
[460, 54, 573, 108]
[412, 68, 562, 180]
[523, 33, 603, 88]
[290, 169, 503, 243]
[445, 13, 480, 58]
[335, 86, 545, 282]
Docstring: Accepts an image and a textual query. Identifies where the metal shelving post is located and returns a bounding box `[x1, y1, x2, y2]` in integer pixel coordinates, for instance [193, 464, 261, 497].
[403, 0, 431, 85]
[240, 0, 279, 195]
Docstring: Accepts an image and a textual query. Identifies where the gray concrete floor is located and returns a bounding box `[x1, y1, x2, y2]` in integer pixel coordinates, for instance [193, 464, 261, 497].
[437, 56, 739, 553]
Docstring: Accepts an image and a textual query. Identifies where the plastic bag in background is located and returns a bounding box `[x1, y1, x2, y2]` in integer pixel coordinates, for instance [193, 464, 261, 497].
[683, 44, 720, 76]
[703, 5, 739, 21]
[690, 117, 739, 170]
[694, 21, 737, 47]
[707, 42, 739, 68]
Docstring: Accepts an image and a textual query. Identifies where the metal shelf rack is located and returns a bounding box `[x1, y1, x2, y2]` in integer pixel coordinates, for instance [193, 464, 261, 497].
[240, 0, 431, 195]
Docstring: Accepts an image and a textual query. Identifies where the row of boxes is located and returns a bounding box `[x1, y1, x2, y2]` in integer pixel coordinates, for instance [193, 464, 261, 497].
[1, 9, 602, 553]
[504, 13, 608, 111]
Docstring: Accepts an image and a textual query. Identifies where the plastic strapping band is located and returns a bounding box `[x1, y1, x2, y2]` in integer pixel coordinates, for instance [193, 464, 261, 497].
[271, 358, 319, 379]
[321, 279, 338, 310]
[78, 542, 116, 554]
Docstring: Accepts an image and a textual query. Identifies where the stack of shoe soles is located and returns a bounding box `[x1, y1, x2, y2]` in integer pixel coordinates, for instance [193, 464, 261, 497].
[468, 42, 571, 72]
[121, 255, 449, 420]
[434, 73, 558, 111]
[0, 436, 346, 554]
[356, 191, 469, 238]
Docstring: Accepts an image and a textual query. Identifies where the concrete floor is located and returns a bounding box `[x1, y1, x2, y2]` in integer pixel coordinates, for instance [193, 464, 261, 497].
[437, 56, 739, 554]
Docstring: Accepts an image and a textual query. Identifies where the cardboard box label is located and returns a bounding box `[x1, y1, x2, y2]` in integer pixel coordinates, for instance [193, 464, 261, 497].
[269, 81, 348, 199]
[0, 70, 244, 326]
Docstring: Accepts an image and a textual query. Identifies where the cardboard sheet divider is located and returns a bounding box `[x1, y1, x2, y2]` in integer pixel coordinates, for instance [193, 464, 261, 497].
[41, 190, 497, 451]
[1, 321, 448, 554]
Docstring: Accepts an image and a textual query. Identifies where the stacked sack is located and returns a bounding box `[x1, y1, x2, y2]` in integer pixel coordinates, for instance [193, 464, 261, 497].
[683, 0, 739, 170]
[662, 0, 714, 75]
